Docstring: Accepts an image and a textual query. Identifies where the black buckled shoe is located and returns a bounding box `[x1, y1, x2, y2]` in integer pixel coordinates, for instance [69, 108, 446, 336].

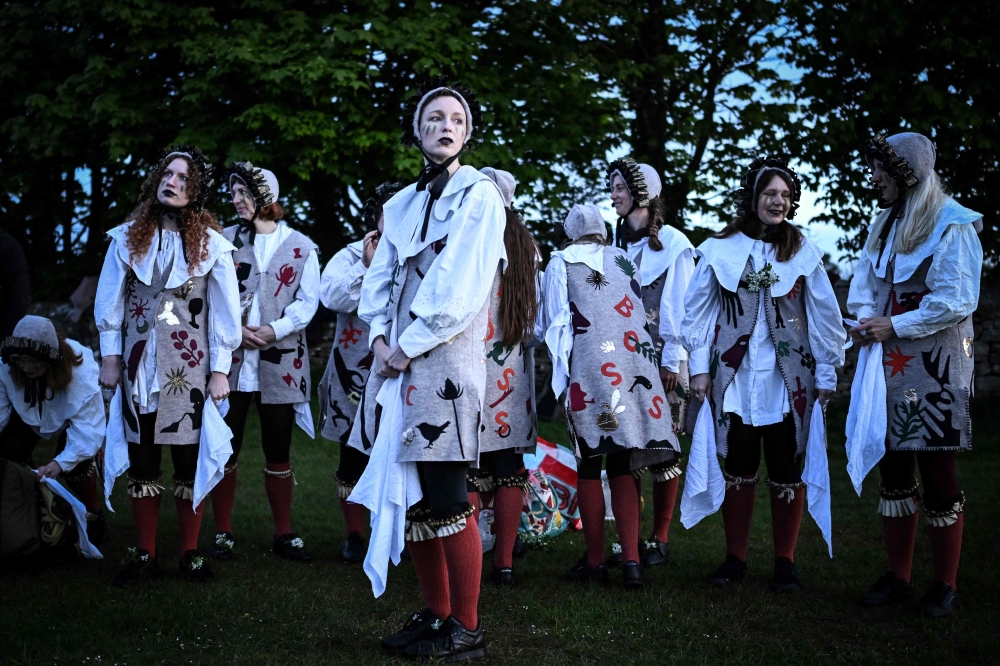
[861, 571, 915, 607]
[178, 550, 216, 584]
[381, 608, 443, 652]
[403, 616, 486, 662]
[341, 531, 366, 563]
[210, 532, 236, 561]
[641, 538, 669, 567]
[565, 556, 609, 583]
[707, 554, 747, 587]
[491, 566, 515, 588]
[622, 560, 644, 589]
[273, 533, 312, 562]
[113, 548, 160, 588]
[919, 580, 960, 618]
[772, 557, 802, 593]
[512, 534, 527, 559]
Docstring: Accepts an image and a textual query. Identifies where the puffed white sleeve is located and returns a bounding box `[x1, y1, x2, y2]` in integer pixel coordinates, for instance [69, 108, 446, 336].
[270, 249, 321, 340]
[94, 240, 129, 358]
[321, 247, 367, 313]
[0, 374, 12, 433]
[396, 184, 506, 358]
[804, 262, 847, 391]
[681, 258, 721, 377]
[358, 235, 396, 346]
[891, 223, 983, 340]
[53, 392, 106, 473]
[207, 250, 243, 374]
[540, 255, 572, 398]
[658, 248, 695, 372]
[846, 253, 878, 321]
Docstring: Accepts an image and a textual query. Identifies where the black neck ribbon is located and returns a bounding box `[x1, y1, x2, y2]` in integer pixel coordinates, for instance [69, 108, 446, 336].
[415, 148, 463, 243]
[875, 198, 905, 269]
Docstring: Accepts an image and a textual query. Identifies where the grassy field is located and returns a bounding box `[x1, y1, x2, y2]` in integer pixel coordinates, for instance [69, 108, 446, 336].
[1, 396, 997, 666]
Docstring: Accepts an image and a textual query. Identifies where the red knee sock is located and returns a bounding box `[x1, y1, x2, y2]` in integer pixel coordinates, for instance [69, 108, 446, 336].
[441, 514, 483, 629]
[468, 491, 481, 525]
[577, 479, 607, 568]
[408, 537, 450, 619]
[609, 475, 640, 564]
[210, 469, 239, 534]
[883, 512, 919, 582]
[75, 466, 103, 514]
[492, 486, 523, 569]
[653, 477, 679, 543]
[340, 499, 368, 536]
[131, 494, 161, 557]
[263, 461, 294, 536]
[770, 485, 805, 562]
[175, 495, 205, 553]
[928, 513, 963, 588]
[722, 484, 756, 561]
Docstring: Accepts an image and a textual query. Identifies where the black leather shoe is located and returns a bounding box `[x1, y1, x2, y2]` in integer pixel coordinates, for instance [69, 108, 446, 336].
[491, 566, 515, 588]
[622, 560, 644, 589]
[178, 550, 216, 584]
[210, 532, 236, 561]
[861, 571, 914, 607]
[919, 580, 961, 617]
[113, 548, 160, 587]
[273, 533, 312, 562]
[641, 538, 669, 567]
[404, 616, 486, 662]
[341, 531, 366, 563]
[707, 554, 747, 586]
[772, 557, 802, 593]
[381, 608, 443, 652]
[512, 534, 527, 558]
[565, 556, 609, 583]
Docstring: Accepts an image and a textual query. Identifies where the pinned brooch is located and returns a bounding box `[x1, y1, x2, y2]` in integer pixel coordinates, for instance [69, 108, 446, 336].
[745, 262, 780, 293]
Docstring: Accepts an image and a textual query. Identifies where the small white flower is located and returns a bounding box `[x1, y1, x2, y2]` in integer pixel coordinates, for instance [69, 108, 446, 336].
[190, 555, 204, 570]
[290, 537, 305, 549]
[402, 427, 415, 446]
[431, 619, 443, 630]
[611, 542, 622, 555]
[600, 341, 615, 353]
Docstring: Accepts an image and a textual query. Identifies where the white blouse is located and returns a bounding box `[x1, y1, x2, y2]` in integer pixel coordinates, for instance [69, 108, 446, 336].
[624, 230, 696, 372]
[0, 340, 105, 473]
[682, 234, 845, 427]
[847, 199, 983, 339]
[94, 224, 242, 413]
[538, 243, 606, 399]
[359, 166, 507, 358]
[321, 240, 367, 313]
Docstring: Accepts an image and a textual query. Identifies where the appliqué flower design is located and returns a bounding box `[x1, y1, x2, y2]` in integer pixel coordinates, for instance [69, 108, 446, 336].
[903, 388, 918, 403]
[600, 341, 615, 353]
[745, 262, 780, 292]
[402, 427, 415, 446]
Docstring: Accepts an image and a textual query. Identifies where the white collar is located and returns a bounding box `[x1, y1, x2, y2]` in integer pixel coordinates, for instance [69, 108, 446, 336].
[382, 165, 502, 262]
[628, 226, 694, 286]
[346, 239, 365, 257]
[550, 243, 606, 274]
[697, 230, 823, 297]
[863, 197, 982, 282]
[108, 221, 235, 289]
[0, 339, 100, 429]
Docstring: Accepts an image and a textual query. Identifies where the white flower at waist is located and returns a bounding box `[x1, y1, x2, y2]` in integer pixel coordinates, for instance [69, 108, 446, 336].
[745, 262, 780, 292]
[291, 537, 305, 549]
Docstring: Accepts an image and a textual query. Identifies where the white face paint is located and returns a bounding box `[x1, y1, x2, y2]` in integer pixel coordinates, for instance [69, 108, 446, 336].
[756, 174, 791, 226]
[158, 157, 192, 208]
[230, 181, 255, 221]
[610, 174, 632, 217]
[869, 158, 899, 203]
[419, 94, 466, 164]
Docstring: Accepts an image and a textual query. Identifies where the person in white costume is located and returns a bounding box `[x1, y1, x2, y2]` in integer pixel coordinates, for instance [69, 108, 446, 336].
[682, 157, 844, 593]
[209, 162, 320, 563]
[0, 315, 106, 542]
[94, 145, 241, 586]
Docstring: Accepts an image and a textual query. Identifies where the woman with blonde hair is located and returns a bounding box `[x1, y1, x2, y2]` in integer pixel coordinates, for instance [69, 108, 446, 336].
[847, 132, 982, 617]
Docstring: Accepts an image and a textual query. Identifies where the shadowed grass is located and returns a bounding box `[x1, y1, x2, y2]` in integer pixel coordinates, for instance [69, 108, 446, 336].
[1, 397, 997, 665]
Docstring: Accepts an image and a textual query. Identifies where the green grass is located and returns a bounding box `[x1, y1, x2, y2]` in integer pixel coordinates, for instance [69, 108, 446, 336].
[1, 397, 997, 665]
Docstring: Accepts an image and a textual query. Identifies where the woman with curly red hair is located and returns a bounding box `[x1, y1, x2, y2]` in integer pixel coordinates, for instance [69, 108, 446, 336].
[95, 146, 241, 586]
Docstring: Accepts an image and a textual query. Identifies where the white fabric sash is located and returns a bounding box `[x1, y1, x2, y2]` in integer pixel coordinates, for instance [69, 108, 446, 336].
[803, 403, 833, 557]
[680, 399, 726, 528]
[192, 399, 233, 511]
[845, 342, 887, 495]
[103, 386, 129, 512]
[39, 476, 103, 559]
